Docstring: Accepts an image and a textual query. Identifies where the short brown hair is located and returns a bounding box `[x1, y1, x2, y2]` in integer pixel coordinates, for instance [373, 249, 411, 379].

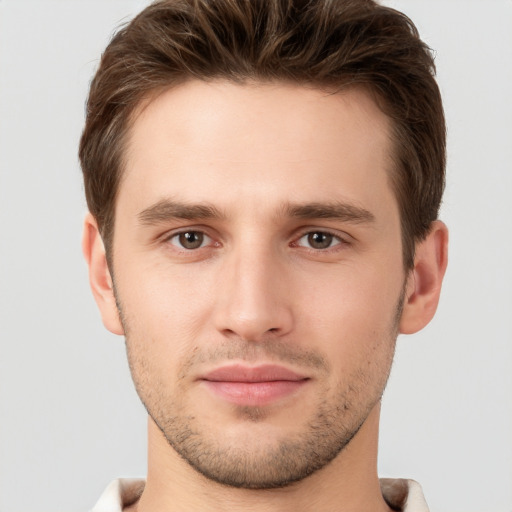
[79, 0, 445, 269]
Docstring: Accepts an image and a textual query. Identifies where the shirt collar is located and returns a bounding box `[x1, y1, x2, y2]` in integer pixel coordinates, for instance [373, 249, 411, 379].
[91, 477, 429, 512]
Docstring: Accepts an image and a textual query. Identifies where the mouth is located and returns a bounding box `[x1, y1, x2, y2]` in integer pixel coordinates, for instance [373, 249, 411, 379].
[199, 364, 310, 407]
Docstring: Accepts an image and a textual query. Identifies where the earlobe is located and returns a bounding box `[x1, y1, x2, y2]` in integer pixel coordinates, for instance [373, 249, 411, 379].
[82, 213, 124, 335]
[399, 221, 449, 335]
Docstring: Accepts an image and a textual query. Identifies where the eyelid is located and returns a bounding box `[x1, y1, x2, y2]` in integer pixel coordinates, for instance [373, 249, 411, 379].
[291, 227, 353, 250]
[169, 231, 212, 249]
[157, 225, 352, 252]
[162, 226, 220, 250]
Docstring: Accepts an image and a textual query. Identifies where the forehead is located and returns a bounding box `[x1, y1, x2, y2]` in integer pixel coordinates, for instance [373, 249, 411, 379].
[120, 80, 396, 220]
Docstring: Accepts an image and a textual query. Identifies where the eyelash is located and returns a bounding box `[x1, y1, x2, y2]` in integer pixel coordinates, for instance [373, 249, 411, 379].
[292, 230, 348, 251]
[166, 230, 216, 251]
[164, 228, 350, 253]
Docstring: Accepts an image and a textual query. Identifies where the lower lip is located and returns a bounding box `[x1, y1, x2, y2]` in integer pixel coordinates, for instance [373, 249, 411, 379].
[202, 380, 308, 407]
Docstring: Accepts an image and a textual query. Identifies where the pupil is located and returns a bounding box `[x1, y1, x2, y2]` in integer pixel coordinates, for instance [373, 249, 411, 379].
[308, 232, 332, 249]
[180, 231, 203, 249]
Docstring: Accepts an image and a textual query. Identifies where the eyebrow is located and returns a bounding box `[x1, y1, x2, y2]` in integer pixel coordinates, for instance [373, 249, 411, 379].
[138, 198, 375, 226]
[138, 199, 225, 225]
[282, 201, 375, 224]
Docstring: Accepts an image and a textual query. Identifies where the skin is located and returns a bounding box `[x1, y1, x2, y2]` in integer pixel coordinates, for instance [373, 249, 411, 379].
[83, 81, 448, 512]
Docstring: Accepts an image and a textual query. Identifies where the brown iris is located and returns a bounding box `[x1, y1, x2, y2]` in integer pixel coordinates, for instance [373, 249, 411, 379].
[307, 232, 334, 249]
[179, 231, 204, 249]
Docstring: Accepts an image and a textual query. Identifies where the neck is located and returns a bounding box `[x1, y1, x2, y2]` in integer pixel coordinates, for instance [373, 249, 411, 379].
[128, 403, 392, 512]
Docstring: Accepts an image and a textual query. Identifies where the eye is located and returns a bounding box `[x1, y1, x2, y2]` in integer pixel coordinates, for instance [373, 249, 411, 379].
[168, 231, 212, 250]
[296, 231, 342, 250]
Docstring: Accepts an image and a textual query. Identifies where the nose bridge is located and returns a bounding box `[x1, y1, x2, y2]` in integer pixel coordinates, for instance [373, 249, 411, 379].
[214, 234, 293, 340]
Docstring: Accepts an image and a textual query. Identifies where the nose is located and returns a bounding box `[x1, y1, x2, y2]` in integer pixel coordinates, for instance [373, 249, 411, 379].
[213, 242, 294, 342]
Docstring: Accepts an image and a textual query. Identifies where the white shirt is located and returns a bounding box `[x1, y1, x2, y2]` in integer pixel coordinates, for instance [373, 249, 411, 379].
[91, 477, 430, 511]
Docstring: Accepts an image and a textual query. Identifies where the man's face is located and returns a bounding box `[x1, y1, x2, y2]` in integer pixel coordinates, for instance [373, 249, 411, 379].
[111, 81, 406, 488]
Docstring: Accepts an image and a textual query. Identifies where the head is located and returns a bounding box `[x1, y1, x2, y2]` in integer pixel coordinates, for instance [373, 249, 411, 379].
[81, 0, 448, 491]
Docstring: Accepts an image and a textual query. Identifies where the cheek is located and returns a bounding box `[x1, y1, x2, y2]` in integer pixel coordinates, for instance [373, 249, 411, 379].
[300, 262, 403, 324]
[117, 256, 216, 330]
[295, 263, 403, 362]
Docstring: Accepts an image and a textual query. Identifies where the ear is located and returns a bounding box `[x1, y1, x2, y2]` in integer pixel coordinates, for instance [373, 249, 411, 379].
[399, 220, 449, 335]
[82, 213, 124, 335]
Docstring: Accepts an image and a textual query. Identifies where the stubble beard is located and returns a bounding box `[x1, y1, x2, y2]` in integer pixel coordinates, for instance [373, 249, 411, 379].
[119, 291, 404, 490]
[148, 379, 375, 489]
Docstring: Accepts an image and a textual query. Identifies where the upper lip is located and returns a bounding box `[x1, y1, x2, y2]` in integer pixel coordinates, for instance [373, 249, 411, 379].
[201, 364, 308, 383]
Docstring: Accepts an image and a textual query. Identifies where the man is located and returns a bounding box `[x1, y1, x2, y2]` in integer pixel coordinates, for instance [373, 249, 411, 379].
[80, 0, 448, 510]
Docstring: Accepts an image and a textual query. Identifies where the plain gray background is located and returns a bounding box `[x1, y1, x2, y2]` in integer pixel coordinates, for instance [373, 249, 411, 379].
[1, 1, 511, 511]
